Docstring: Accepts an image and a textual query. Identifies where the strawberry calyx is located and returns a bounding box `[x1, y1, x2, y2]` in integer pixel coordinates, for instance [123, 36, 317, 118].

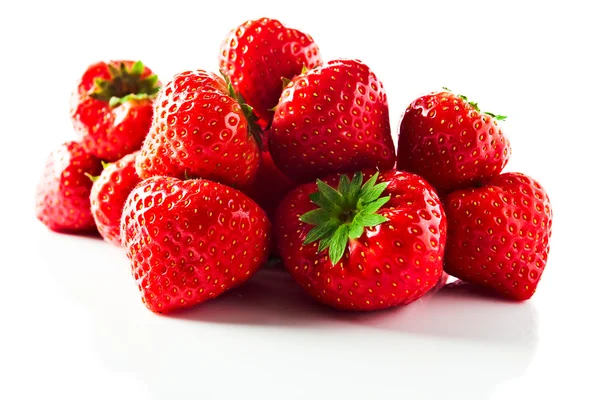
[221, 72, 264, 149]
[90, 61, 160, 108]
[84, 160, 111, 182]
[300, 171, 390, 265]
[442, 87, 507, 121]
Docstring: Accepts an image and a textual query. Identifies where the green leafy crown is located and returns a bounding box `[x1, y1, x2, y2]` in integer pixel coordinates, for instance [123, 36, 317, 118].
[90, 61, 161, 108]
[442, 87, 507, 121]
[221, 72, 263, 149]
[300, 171, 391, 265]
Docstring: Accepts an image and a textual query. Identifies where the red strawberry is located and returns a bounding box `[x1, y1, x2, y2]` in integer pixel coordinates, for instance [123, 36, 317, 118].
[275, 170, 446, 311]
[269, 59, 396, 183]
[397, 89, 511, 193]
[443, 172, 552, 300]
[120, 176, 271, 313]
[136, 70, 261, 188]
[90, 151, 142, 246]
[36, 141, 103, 233]
[70, 60, 161, 162]
[219, 17, 322, 128]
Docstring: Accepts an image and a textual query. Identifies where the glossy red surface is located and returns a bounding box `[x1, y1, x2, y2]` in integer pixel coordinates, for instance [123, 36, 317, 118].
[136, 70, 261, 188]
[275, 170, 446, 310]
[397, 91, 511, 193]
[443, 172, 552, 300]
[35, 141, 103, 233]
[121, 176, 271, 313]
[269, 59, 396, 183]
[90, 151, 141, 246]
[219, 17, 322, 127]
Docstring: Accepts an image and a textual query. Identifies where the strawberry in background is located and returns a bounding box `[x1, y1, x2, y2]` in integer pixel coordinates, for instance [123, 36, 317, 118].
[443, 172, 552, 300]
[275, 170, 446, 310]
[136, 70, 261, 188]
[397, 89, 511, 194]
[269, 59, 396, 183]
[90, 151, 142, 246]
[70, 60, 161, 162]
[219, 17, 322, 128]
[36, 141, 103, 233]
[121, 176, 271, 313]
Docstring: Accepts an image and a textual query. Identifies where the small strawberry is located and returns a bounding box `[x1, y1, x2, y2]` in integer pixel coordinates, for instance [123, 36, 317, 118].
[275, 169, 446, 311]
[269, 59, 396, 183]
[136, 70, 261, 188]
[219, 17, 322, 128]
[443, 172, 552, 300]
[397, 89, 511, 193]
[121, 176, 271, 313]
[36, 141, 103, 233]
[70, 60, 161, 161]
[89, 151, 142, 246]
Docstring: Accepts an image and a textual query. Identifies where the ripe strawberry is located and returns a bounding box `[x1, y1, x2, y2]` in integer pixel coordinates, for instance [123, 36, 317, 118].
[136, 70, 261, 187]
[275, 170, 447, 311]
[269, 59, 396, 183]
[36, 141, 103, 233]
[397, 89, 511, 193]
[70, 60, 161, 161]
[219, 17, 322, 128]
[120, 176, 271, 313]
[90, 151, 142, 246]
[443, 172, 552, 300]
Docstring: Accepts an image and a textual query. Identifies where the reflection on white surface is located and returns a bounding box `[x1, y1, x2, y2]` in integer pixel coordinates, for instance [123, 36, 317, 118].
[22, 231, 539, 399]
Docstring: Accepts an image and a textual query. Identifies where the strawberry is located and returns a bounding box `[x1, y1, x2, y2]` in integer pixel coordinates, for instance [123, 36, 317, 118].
[36, 141, 103, 233]
[397, 89, 511, 193]
[269, 59, 396, 183]
[443, 172, 552, 300]
[120, 176, 271, 313]
[219, 17, 322, 128]
[90, 151, 142, 246]
[274, 170, 446, 311]
[136, 70, 261, 188]
[70, 60, 161, 162]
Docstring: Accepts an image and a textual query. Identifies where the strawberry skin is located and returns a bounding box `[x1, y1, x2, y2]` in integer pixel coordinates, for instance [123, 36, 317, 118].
[219, 17, 322, 127]
[269, 59, 396, 183]
[275, 170, 446, 311]
[90, 151, 142, 246]
[70, 60, 161, 162]
[443, 172, 552, 300]
[120, 176, 271, 313]
[397, 90, 511, 193]
[36, 141, 103, 233]
[136, 70, 261, 187]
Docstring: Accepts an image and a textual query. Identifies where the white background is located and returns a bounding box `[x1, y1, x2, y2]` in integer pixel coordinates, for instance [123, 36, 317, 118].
[1, 1, 599, 399]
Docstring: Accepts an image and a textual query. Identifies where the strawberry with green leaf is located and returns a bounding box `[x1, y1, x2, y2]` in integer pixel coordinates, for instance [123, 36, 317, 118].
[397, 89, 511, 193]
[70, 60, 161, 162]
[136, 70, 262, 188]
[275, 169, 447, 311]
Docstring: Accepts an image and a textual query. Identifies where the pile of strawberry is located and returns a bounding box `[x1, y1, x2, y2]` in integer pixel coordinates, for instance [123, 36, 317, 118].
[36, 18, 552, 314]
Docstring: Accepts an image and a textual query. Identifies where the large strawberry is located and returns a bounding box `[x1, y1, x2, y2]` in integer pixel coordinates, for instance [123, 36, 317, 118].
[443, 172, 552, 300]
[70, 60, 161, 162]
[36, 141, 103, 233]
[269, 59, 396, 183]
[219, 17, 322, 128]
[121, 176, 271, 313]
[397, 89, 511, 193]
[275, 170, 446, 311]
[90, 151, 142, 246]
[136, 70, 261, 188]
